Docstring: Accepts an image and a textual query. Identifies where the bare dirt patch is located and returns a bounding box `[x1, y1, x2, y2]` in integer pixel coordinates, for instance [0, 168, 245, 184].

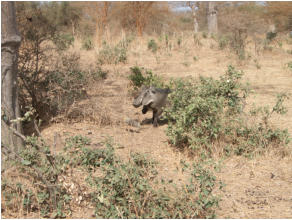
[216, 157, 292, 218]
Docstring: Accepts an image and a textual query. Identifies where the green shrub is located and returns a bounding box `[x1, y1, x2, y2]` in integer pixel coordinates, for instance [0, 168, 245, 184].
[117, 35, 134, 49]
[148, 39, 158, 53]
[82, 38, 94, 50]
[43, 52, 103, 117]
[2, 135, 72, 218]
[115, 47, 127, 63]
[53, 33, 74, 50]
[128, 66, 145, 89]
[266, 31, 277, 41]
[83, 140, 219, 218]
[286, 61, 292, 71]
[254, 59, 261, 69]
[63, 136, 117, 170]
[218, 35, 229, 50]
[128, 66, 165, 91]
[45, 56, 89, 115]
[182, 61, 190, 67]
[193, 33, 202, 46]
[1, 115, 224, 219]
[202, 32, 208, 38]
[97, 43, 127, 65]
[93, 66, 108, 79]
[165, 34, 169, 48]
[164, 65, 290, 158]
[177, 37, 182, 47]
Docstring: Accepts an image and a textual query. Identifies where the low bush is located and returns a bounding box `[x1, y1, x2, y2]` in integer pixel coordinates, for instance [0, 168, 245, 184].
[70, 138, 220, 218]
[2, 134, 220, 218]
[286, 61, 292, 71]
[16, 5, 103, 125]
[193, 33, 202, 47]
[92, 66, 108, 80]
[97, 42, 127, 65]
[1, 135, 72, 218]
[177, 37, 182, 47]
[53, 33, 75, 50]
[218, 35, 229, 50]
[148, 39, 158, 53]
[164, 65, 290, 158]
[18, 49, 103, 125]
[44, 52, 102, 117]
[128, 66, 165, 92]
[202, 32, 208, 38]
[82, 38, 94, 50]
[266, 31, 277, 41]
[88, 154, 220, 218]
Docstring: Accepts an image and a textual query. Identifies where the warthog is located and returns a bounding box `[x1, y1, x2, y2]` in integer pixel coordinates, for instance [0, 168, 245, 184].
[133, 86, 171, 127]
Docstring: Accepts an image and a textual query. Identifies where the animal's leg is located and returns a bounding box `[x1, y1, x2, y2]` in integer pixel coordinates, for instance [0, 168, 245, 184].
[152, 109, 158, 127]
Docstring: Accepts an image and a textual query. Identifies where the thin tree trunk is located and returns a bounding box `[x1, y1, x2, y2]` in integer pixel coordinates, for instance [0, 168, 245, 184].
[95, 2, 109, 46]
[207, 2, 218, 35]
[188, 2, 199, 33]
[1, 2, 23, 156]
[70, 19, 75, 36]
[193, 14, 199, 33]
[132, 2, 153, 37]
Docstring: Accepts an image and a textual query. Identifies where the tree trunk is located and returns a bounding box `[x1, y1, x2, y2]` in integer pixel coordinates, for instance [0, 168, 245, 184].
[132, 2, 154, 37]
[70, 19, 75, 36]
[207, 2, 218, 35]
[193, 13, 199, 33]
[189, 2, 199, 33]
[95, 2, 109, 46]
[1, 2, 23, 155]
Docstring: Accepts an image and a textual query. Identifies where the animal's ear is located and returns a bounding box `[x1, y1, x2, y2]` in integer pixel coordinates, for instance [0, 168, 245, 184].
[149, 86, 156, 94]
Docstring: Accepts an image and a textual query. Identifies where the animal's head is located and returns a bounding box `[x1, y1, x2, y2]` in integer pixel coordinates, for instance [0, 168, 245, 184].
[133, 86, 156, 108]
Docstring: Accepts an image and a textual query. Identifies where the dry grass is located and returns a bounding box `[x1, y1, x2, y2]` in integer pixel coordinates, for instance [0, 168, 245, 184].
[3, 31, 292, 218]
[215, 156, 292, 218]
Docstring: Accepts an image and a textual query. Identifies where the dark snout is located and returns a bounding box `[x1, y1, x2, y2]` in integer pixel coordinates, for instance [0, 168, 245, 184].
[142, 105, 149, 114]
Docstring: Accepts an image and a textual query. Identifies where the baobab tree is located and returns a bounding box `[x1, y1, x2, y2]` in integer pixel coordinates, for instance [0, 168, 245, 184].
[1, 2, 23, 155]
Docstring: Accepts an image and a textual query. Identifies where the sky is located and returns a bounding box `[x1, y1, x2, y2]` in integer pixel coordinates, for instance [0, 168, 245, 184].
[170, 1, 266, 12]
